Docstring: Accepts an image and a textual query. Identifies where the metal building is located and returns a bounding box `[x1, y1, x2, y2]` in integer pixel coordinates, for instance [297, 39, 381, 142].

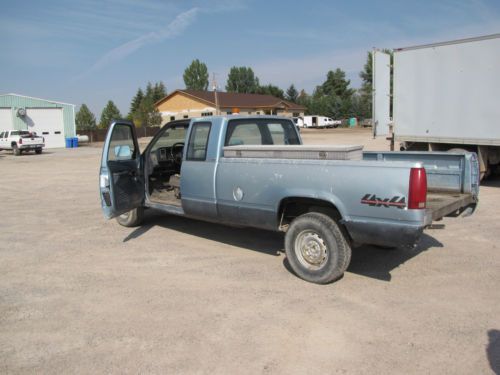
[0, 93, 76, 148]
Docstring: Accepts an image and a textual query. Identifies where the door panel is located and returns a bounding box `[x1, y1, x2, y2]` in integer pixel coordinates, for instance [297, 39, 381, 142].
[100, 121, 144, 219]
[180, 121, 218, 219]
[0, 108, 13, 132]
[25, 108, 65, 148]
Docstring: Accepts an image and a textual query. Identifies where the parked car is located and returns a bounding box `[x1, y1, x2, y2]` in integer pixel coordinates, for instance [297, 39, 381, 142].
[99, 116, 479, 284]
[0, 130, 44, 155]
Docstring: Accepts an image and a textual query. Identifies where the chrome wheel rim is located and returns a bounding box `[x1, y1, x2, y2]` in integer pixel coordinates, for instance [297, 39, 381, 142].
[294, 230, 328, 270]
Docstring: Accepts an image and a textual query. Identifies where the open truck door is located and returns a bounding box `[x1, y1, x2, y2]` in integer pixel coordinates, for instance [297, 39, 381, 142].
[99, 120, 144, 219]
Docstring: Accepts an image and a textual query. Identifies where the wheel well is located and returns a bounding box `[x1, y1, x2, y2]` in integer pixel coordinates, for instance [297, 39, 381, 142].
[11, 141, 17, 147]
[278, 197, 343, 228]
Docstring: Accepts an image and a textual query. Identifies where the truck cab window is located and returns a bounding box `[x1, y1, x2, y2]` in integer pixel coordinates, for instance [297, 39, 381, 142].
[187, 122, 211, 161]
[107, 124, 136, 161]
[225, 119, 300, 146]
[226, 123, 262, 145]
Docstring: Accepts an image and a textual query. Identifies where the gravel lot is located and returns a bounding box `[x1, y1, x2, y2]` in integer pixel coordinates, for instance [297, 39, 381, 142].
[1, 128, 499, 374]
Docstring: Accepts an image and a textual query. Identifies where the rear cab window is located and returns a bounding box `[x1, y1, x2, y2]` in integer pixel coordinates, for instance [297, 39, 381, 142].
[225, 118, 300, 146]
[187, 122, 211, 161]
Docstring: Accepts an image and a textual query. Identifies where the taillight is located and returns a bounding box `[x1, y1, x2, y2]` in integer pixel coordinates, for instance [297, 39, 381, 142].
[408, 167, 427, 209]
[19, 138, 22, 144]
[43, 137, 45, 143]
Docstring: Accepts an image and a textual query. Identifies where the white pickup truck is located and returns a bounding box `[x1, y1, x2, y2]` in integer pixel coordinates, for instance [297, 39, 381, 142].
[0, 130, 45, 155]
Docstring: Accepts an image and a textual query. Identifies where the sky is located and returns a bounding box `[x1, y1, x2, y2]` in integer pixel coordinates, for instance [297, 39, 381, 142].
[1, 0, 499, 117]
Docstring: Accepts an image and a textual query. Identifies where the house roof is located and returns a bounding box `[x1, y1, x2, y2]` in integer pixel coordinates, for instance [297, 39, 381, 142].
[155, 89, 305, 110]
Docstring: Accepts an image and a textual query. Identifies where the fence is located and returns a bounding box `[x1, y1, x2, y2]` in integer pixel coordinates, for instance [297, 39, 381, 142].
[76, 126, 161, 143]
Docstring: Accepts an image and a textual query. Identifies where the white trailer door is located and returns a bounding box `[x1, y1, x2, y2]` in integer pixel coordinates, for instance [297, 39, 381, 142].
[25, 108, 65, 148]
[372, 50, 391, 137]
[0, 108, 13, 131]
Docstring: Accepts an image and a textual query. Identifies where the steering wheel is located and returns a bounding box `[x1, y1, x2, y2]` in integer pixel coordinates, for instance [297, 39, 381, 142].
[170, 142, 185, 166]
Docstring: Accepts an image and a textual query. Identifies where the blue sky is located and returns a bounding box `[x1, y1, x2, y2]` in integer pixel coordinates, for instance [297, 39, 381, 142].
[1, 0, 499, 117]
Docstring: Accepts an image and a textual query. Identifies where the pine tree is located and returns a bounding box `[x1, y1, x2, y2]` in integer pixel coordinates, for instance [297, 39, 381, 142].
[99, 100, 122, 129]
[285, 84, 299, 102]
[153, 82, 167, 102]
[129, 88, 144, 118]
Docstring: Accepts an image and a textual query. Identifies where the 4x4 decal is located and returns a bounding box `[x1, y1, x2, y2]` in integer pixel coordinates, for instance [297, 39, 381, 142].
[361, 194, 406, 209]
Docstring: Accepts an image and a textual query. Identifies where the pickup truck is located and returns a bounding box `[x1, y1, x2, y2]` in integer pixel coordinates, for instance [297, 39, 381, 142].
[0, 130, 44, 155]
[99, 116, 479, 284]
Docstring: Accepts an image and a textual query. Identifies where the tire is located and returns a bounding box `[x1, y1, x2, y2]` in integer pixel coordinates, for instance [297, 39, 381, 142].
[13, 144, 20, 156]
[35, 148, 42, 154]
[285, 212, 351, 284]
[116, 207, 144, 227]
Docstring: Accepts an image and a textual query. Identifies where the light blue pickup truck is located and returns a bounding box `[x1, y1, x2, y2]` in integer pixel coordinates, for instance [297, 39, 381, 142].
[99, 116, 479, 284]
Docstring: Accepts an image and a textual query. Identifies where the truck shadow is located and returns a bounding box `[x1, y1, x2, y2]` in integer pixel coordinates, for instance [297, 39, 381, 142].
[346, 234, 443, 281]
[123, 210, 283, 256]
[481, 175, 500, 188]
[487, 329, 500, 375]
[125, 210, 444, 282]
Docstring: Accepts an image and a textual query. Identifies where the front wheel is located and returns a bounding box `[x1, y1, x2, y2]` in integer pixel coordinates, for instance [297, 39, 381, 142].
[285, 212, 351, 284]
[116, 207, 144, 227]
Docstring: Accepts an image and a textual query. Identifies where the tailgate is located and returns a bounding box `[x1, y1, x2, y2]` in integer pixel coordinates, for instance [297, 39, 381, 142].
[21, 137, 43, 145]
[427, 192, 476, 221]
[363, 151, 480, 220]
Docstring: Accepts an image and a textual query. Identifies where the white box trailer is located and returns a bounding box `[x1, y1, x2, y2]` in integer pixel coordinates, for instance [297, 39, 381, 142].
[376, 34, 500, 177]
[303, 116, 341, 128]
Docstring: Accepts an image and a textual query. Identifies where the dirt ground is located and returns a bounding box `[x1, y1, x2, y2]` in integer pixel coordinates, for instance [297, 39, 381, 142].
[1, 128, 499, 374]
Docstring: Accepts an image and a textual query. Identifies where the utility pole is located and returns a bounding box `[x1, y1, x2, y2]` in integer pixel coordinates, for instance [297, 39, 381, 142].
[212, 73, 220, 115]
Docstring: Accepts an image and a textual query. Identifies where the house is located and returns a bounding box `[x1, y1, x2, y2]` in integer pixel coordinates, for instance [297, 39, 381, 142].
[155, 89, 305, 123]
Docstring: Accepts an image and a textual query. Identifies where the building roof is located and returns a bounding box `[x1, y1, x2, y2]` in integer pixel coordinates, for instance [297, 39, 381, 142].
[156, 89, 305, 110]
[0, 93, 75, 107]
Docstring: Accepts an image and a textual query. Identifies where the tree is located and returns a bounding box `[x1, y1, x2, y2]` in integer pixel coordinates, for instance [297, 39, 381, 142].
[257, 84, 284, 99]
[132, 97, 162, 136]
[128, 88, 144, 119]
[75, 104, 96, 142]
[285, 84, 299, 102]
[99, 100, 122, 129]
[359, 49, 393, 119]
[225, 66, 260, 93]
[183, 59, 209, 91]
[145, 82, 154, 101]
[152, 81, 167, 102]
[321, 68, 355, 99]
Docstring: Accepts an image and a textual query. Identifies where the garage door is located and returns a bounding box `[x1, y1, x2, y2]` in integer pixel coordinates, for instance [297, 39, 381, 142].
[25, 108, 65, 148]
[0, 108, 13, 131]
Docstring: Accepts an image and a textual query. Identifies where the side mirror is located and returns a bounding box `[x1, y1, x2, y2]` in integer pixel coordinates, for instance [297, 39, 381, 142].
[114, 144, 132, 159]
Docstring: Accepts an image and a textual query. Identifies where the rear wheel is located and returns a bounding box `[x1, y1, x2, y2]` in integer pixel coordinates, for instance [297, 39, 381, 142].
[13, 144, 20, 156]
[285, 212, 351, 284]
[116, 207, 144, 227]
[35, 148, 42, 154]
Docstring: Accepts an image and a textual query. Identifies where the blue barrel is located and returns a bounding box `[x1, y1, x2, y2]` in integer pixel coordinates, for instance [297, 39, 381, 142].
[65, 138, 72, 148]
[72, 137, 79, 148]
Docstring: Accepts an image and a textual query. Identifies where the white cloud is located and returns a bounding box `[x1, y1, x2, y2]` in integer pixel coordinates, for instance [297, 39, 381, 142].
[80, 7, 200, 77]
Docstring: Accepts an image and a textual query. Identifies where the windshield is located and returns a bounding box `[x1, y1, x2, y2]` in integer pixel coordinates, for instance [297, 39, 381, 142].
[150, 125, 187, 152]
[11, 131, 31, 136]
